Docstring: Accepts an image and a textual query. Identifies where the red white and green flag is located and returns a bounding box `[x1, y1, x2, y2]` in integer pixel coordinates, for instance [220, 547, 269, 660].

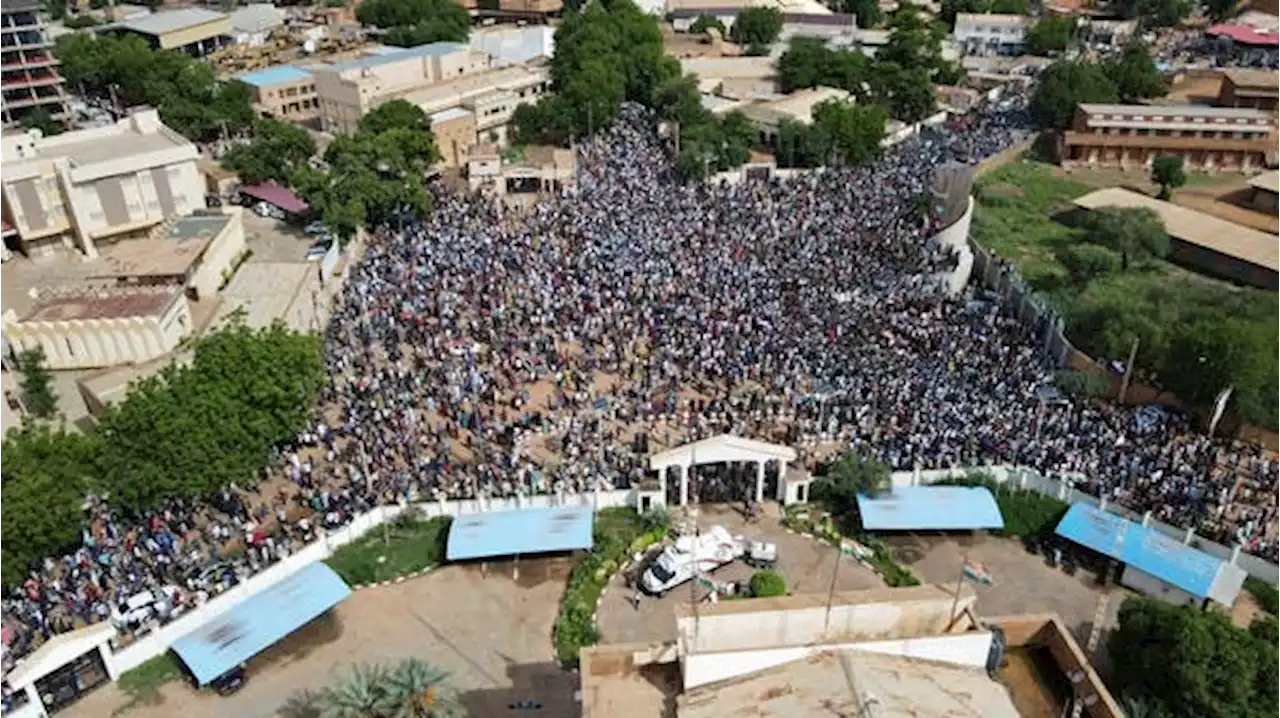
[962, 561, 994, 585]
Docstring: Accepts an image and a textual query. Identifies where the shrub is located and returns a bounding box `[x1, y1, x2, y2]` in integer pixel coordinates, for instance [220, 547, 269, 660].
[749, 570, 787, 597]
[1246, 577, 1279, 616]
[938, 471, 1068, 538]
[324, 515, 451, 586]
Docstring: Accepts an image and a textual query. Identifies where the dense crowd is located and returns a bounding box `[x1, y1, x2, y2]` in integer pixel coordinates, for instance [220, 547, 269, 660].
[3, 90, 1277, 679]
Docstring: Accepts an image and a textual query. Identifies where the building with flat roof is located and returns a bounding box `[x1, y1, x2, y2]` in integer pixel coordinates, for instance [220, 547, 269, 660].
[1, 0, 69, 127]
[395, 61, 552, 146]
[1217, 68, 1279, 112]
[1246, 169, 1279, 212]
[469, 25, 555, 66]
[954, 13, 1034, 56]
[738, 86, 852, 145]
[1, 108, 203, 258]
[109, 8, 232, 56]
[2, 285, 192, 370]
[432, 107, 478, 168]
[1073, 187, 1279, 289]
[580, 584, 1123, 718]
[1060, 103, 1275, 172]
[467, 143, 576, 196]
[228, 3, 285, 47]
[681, 56, 780, 98]
[237, 66, 318, 122]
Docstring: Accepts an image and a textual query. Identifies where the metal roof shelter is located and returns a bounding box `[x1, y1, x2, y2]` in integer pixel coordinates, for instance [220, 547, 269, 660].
[1054, 503, 1247, 605]
[170, 563, 352, 686]
[856, 486, 1005, 531]
[445, 505, 594, 561]
[238, 183, 309, 215]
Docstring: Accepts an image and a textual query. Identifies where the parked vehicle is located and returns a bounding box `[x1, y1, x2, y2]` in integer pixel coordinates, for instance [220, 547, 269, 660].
[210, 666, 247, 695]
[641, 525, 743, 596]
[306, 238, 333, 262]
[744, 540, 778, 569]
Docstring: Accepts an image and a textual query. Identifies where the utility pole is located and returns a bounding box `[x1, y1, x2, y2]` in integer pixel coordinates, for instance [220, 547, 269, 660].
[823, 535, 842, 638]
[1116, 337, 1139, 404]
[945, 559, 967, 631]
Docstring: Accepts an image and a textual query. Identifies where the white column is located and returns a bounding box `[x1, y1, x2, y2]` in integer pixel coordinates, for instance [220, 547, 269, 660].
[1141, 511, 1152, 528]
[142, 325, 163, 358]
[68, 332, 90, 367]
[679, 464, 689, 507]
[755, 461, 766, 504]
[1183, 526, 1195, 545]
[1230, 545, 1241, 565]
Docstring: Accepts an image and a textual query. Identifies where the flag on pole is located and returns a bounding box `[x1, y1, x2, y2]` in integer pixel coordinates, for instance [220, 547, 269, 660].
[962, 561, 994, 586]
[1208, 386, 1233, 438]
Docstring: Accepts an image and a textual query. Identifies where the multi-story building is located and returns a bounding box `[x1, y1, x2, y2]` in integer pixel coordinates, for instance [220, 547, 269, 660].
[1, 0, 69, 127]
[1060, 103, 1275, 172]
[953, 13, 1033, 56]
[1, 108, 203, 258]
[237, 66, 319, 122]
[454, 0, 563, 13]
[1217, 68, 1279, 113]
[313, 42, 551, 147]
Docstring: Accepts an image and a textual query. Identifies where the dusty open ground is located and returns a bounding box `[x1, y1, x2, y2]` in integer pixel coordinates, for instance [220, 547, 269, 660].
[61, 560, 578, 718]
[596, 504, 885, 645]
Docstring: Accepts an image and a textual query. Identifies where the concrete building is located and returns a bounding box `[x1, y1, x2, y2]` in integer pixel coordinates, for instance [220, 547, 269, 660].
[432, 107, 478, 168]
[681, 56, 780, 98]
[953, 13, 1033, 56]
[580, 585, 1123, 718]
[87, 210, 247, 301]
[110, 8, 232, 57]
[228, 3, 285, 47]
[398, 62, 551, 146]
[1247, 169, 1279, 212]
[671, 8, 858, 46]
[1, 0, 69, 127]
[738, 86, 853, 146]
[469, 25, 555, 66]
[1074, 187, 1279, 290]
[1, 108, 203, 259]
[2, 285, 192, 370]
[312, 42, 490, 135]
[455, 0, 563, 12]
[1060, 103, 1275, 172]
[1217, 68, 1279, 112]
[467, 144, 576, 196]
[237, 66, 319, 122]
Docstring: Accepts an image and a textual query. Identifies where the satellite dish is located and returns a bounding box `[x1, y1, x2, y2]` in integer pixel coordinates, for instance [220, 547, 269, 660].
[303, 39, 316, 54]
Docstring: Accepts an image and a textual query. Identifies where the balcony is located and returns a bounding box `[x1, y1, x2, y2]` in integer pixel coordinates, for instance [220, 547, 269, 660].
[1063, 131, 1274, 154]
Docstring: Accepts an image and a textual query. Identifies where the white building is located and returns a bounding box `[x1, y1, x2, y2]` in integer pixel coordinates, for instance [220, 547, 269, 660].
[229, 3, 285, 47]
[469, 25, 555, 66]
[953, 13, 1033, 56]
[0, 108, 203, 259]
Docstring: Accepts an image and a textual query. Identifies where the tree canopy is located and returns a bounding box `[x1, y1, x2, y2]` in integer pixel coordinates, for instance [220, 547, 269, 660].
[730, 6, 784, 54]
[813, 452, 892, 531]
[1024, 16, 1077, 56]
[223, 118, 317, 186]
[1151, 155, 1187, 200]
[299, 659, 464, 718]
[15, 347, 58, 419]
[939, 0, 1029, 30]
[355, 0, 470, 47]
[831, 0, 884, 29]
[55, 33, 253, 142]
[1103, 41, 1165, 102]
[1082, 206, 1169, 271]
[1029, 61, 1119, 130]
[689, 13, 726, 36]
[1111, 0, 1192, 27]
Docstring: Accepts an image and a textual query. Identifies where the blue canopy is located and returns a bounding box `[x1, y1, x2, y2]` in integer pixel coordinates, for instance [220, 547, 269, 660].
[446, 505, 594, 561]
[171, 562, 352, 685]
[856, 486, 1005, 531]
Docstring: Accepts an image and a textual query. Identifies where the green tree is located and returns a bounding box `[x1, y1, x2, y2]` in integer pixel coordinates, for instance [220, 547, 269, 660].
[356, 0, 470, 47]
[874, 63, 937, 123]
[313, 659, 463, 718]
[775, 118, 833, 168]
[1150, 155, 1186, 200]
[359, 99, 433, 135]
[386, 659, 463, 718]
[1083, 206, 1168, 271]
[749, 570, 787, 597]
[689, 13, 726, 35]
[731, 7, 784, 53]
[1111, 0, 1191, 27]
[1029, 60, 1118, 130]
[834, 0, 883, 29]
[812, 99, 887, 166]
[1104, 41, 1165, 102]
[776, 38, 873, 97]
[1024, 16, 1076, 56]
[1162, 317, 1274, 419]
[1204, 0, 1239, 22]
[64, 14, 101, 28]
[1059, 242, 1122, 283]
[16, 347, 58, 419]
[813, 452, 891, 530]
[223, 118, 317, 186]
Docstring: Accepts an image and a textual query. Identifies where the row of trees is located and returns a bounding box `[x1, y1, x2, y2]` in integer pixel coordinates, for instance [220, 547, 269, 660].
[1029, 42, 1165, 130]
[284, 659, 464, 718]
[1, 322, 325, 587]
[775, 101, 890, 168]
[354, 0, 470, 48]
[54, 33, 254, 142]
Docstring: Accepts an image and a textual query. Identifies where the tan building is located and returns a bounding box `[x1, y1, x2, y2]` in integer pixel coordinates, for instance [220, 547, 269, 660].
[1247, 169, 1279, 213]
[454, 0, 563, 13]
[1060, 103, 1275, 172]
[1217, 68, 1279, 113]
[2, 286, 192, 370]
[313, 42, 491, 135]
[236, 66, 318, 122]
[467, 144, 575, 196]
[431, 107, 478, 168]
[398, 62, 551, 146]
[1, 108, 204, 259]
[738, 86, 852, 146]
[109, 7, 232, 57]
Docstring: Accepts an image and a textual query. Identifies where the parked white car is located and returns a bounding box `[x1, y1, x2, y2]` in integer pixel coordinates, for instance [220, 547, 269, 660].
[641, 525, 744, 596]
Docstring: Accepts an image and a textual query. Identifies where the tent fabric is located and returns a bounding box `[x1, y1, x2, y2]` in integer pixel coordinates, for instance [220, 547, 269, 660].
[1054, 503, 1225, 599]
[1207, 24, 1280, 46]
[855, 486, 1005, 531]
[446, 505, 595, 561]
[170, 562, 351, 685]
[238, 183, 309, 214]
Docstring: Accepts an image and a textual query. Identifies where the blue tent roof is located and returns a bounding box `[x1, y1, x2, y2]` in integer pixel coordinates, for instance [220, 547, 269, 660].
[1055, 503, 1224, 599]
[856, 486, 1005, 531]
[171, 563, 351, 685]
[446, 506, 595, 561]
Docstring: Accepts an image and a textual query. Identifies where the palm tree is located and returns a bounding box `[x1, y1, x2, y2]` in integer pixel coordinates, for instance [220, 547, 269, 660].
[386, 659, 464, 718]
[320, 663, 394, 718]
[281, 689, 323, 718]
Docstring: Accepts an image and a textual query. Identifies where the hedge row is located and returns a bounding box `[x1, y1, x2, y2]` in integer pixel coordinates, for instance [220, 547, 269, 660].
[324, 511, 451, 586]
[937, 472, 1070, 538]
[553, 508, 669, 667]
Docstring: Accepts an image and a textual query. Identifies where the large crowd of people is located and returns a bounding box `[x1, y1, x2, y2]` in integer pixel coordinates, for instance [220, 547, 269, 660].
[3, 88, 1276, 680]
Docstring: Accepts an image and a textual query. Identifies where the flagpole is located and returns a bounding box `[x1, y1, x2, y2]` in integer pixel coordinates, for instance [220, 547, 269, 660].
[823, 537, 842, 638]
[946, 558, 966, 631]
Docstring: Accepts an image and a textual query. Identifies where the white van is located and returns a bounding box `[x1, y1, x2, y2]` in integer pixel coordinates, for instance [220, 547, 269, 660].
[641, 525, 744, 596]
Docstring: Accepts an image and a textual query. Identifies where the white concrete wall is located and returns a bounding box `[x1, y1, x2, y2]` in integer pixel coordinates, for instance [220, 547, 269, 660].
[682, 631, 993, 689]
[4, 297, 193, 370]
[63, 159, 203, 242]
[188, 210, 247, 300]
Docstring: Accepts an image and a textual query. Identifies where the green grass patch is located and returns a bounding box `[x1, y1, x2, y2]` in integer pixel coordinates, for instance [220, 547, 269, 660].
[116, 652, 183, 700]
[936, 471, 1069, 538]
[324, 512, 451, 586]
[554, 507, 668, 667]
[1245, 577, 1279, 616]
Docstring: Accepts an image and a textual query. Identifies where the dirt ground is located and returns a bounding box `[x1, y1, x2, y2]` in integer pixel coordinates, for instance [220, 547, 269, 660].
[61, 560, 579, 718]
[596, 504, 884, 645]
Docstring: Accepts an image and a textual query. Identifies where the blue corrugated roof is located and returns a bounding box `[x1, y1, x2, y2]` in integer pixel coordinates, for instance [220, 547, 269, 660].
[446, 506, 595, 561]
[1055, 503, 1221, 599]
[856, 486, 1005, 531]
[324, 42, 465, 74]
[237, 65, 312, 88]
[170, 563, 351, 685]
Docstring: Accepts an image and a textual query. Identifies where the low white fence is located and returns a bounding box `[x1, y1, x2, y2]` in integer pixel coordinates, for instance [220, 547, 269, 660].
[891, 464, 1280, 586]
[103, 489, 641, 677]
